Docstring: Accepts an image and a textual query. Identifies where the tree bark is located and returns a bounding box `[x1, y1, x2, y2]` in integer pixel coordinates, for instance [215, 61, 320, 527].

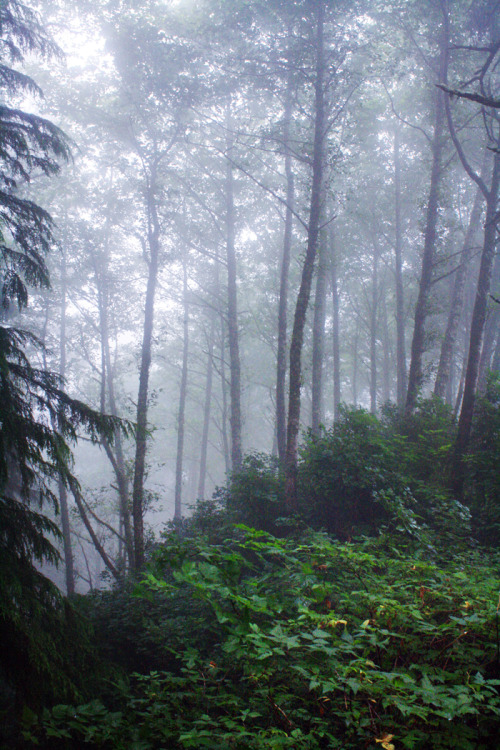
[285, 0, 325, 510]
[174, 248, 189, 520]
[406, 10, 449, 412]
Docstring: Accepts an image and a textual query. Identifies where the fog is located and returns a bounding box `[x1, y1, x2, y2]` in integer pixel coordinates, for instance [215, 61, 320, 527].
[6, 0, 500, 590]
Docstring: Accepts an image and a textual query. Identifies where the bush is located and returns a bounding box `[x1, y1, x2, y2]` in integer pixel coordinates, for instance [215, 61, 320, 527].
[28, 529, 500, 749]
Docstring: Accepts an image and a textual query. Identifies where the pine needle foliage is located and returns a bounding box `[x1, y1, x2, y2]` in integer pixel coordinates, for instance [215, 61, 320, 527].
[0, 0, 132, 724]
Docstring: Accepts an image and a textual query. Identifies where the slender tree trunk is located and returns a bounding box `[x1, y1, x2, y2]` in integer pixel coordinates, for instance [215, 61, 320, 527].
[492, 325, 500, 373]
[174, 249, 189, 521]
[352, 317, 359, 407]
[477, 251, 500, 390]
[91, 195, 134, 567]
[225, 117, 242, 470]
[311, 226, 328, 435]
[197, 313, 215, 500]
[330, 227, 341, 420]
[58, 240, 75, 596]
[381, 291, 391, 404]
[454, 152, 500, 492]
[219, 321, 231, 476]
[132, 175, 161, 570]
[434, 179, 485, 398]
[276, 67, 295, 463]
[393, 127, 407, 408]
[370, 239, 379, 414]
[406, 12, 449, 412]
[285, 0, 325, 510]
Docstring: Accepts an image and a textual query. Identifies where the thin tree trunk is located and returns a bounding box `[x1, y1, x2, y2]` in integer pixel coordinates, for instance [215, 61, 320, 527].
[381, 291, 391, 404]
[174, 249, 189, 521]
[434, 179, 485, 398]
[197, 313, 215, 500]
[220, 321, 231, 476]
[276, 66, 295, 463]
[311, 225, 328, 435]
[91, 200, 134, 567]
[370, 239, 379, 414]
[58, 240, 75, 596]
[330, 227, 341, 420]
[406, 11, 449, 412]
[132, 175, 161, 570]
[477, 251, 500, 390]
[352, 317, 359, 407]
[393, 127, 407, 408]
[454, 151, 500, 492]
[225, 116, 242, 470]
[285, 0, 325, 510]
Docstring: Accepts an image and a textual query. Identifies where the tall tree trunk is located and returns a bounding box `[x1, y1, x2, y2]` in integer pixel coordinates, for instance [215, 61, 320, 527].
[434, 178, 485, 398]
[454, 151, 500, 492]
[381, 291, 391, 404]
[197, 313, 215, 500]
[132, 175, 161, 570]
[174, 249, 189, 520]
[219, 319, 231, 476]
[58, 240, 75, 596]
[225, 118, 242, 470]
[285, 0, 325, 510]
[370, 238, 379, 414]
[477, 251, 500, 390]
[91, 193, 134, 568]
[352, 317, 359, 407]
[393, 127, 407, 408]
[276, 66, 295, 463]
[406, 11, 449, 413]
[330, 227, 341, 420]
[311, 226, 328, 435]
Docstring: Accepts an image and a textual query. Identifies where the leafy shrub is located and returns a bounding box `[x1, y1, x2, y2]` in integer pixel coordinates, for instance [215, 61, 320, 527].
[29, 529, 500, 749]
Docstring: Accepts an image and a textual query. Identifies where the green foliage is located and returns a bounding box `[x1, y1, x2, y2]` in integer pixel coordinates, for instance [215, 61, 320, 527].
[467, 373, 500, 544]
[214, 453, 285, 535]
[30, 529, 500, 749]
[298, 405, 469, 544]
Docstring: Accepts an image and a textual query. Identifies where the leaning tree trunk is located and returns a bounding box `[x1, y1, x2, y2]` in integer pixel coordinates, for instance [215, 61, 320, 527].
[285, 0, 325, 510]
[454, 151, 500, 493]
[132, 175, 161, 570]
[174, 248, 189, 521]
[276, 64, 295, 462]
[406, 12, 449, 413]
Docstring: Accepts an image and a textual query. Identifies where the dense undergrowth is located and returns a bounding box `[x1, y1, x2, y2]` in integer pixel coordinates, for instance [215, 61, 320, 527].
[4, 392, 500, 749]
